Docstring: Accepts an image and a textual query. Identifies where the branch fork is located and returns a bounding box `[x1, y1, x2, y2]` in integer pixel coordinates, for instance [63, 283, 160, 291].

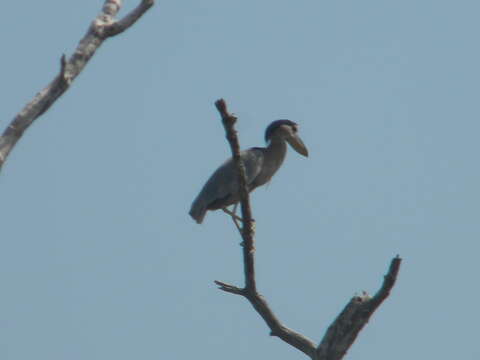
[213, 99, 402, 360]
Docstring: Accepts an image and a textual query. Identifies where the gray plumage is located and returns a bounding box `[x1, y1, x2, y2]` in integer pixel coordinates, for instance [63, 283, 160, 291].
[189, 120, 308, 224]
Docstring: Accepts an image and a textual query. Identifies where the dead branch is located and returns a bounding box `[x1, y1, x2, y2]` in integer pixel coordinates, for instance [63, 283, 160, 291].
[213, 99, 402, 360]
[214, 99, 256, 289]
[316, 256, 402, 360]
[0, 0, 154, 172]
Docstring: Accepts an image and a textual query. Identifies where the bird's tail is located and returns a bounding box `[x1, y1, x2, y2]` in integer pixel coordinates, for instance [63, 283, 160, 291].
[189, 202, 206, 224]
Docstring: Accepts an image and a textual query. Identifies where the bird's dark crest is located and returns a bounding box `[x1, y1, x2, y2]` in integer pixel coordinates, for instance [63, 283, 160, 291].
[264, 119, 297, 142]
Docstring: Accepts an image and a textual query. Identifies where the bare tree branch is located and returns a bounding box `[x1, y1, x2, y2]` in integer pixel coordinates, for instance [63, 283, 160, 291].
[0, 0, 154, 172]
[106, 0, 154, 36]
[214, 99, 256, 289]
[316, 256, 402, 360]
[213, 99, 402, 360]
[214, 98, 318, 358]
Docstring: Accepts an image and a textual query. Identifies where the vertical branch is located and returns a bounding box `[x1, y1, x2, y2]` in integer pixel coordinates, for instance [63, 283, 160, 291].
[214, 99, 318, 358]
[214, 99, 256, 291]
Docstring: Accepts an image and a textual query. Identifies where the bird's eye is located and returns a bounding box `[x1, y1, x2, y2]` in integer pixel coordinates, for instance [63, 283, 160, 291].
[292, 125, 298, 133]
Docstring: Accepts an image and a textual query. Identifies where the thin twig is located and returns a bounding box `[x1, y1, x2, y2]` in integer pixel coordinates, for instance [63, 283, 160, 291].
[0, 0, 154, 173]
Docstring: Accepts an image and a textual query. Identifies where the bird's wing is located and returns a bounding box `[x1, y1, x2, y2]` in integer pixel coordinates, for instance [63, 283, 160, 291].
[194, 148, 265, 207]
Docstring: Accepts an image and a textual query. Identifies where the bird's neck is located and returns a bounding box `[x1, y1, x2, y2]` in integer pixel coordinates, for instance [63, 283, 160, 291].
[265, 138, 287, 170]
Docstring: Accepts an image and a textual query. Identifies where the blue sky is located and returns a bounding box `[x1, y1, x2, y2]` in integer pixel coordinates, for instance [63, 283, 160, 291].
[1, 1, 479, 359]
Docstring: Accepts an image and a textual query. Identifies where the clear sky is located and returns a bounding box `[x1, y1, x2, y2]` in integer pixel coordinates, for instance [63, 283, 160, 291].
[1, 1, 479, 359]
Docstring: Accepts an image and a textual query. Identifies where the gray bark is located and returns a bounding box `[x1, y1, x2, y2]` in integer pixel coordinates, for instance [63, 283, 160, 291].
[0, 0, 154, 173]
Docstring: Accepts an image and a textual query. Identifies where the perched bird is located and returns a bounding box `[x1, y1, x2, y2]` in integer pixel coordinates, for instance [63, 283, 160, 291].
[189, 120, 308, 224]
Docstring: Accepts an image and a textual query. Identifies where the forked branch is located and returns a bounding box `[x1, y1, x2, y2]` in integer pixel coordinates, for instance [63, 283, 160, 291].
[0, 0, 154, 173]
[315, 256, 402, 360]
[213, 99, 402, 360]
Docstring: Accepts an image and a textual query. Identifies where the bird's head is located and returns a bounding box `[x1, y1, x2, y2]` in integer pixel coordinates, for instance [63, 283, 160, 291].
[265, 120, 309, 157]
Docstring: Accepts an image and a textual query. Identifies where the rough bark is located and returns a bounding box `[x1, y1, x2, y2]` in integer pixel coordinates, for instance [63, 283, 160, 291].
[0, 0, 154, 172]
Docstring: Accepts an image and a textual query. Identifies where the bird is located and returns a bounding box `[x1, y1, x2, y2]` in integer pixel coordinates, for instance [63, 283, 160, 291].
[189, 120, 308, 224]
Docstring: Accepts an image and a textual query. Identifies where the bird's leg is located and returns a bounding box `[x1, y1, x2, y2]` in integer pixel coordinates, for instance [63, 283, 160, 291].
[231, 214, 243, 234]
[222, 205, 244, 236]
[223, 204, 256, 245]
[231, 203, 256, 229]
[232, 203, 239, 220]
[230, 203, 243, 234]
[222, 204, 243, 222]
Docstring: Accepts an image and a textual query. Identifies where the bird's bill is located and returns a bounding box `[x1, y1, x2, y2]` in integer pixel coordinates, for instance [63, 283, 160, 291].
[287, 133, 309, 157]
